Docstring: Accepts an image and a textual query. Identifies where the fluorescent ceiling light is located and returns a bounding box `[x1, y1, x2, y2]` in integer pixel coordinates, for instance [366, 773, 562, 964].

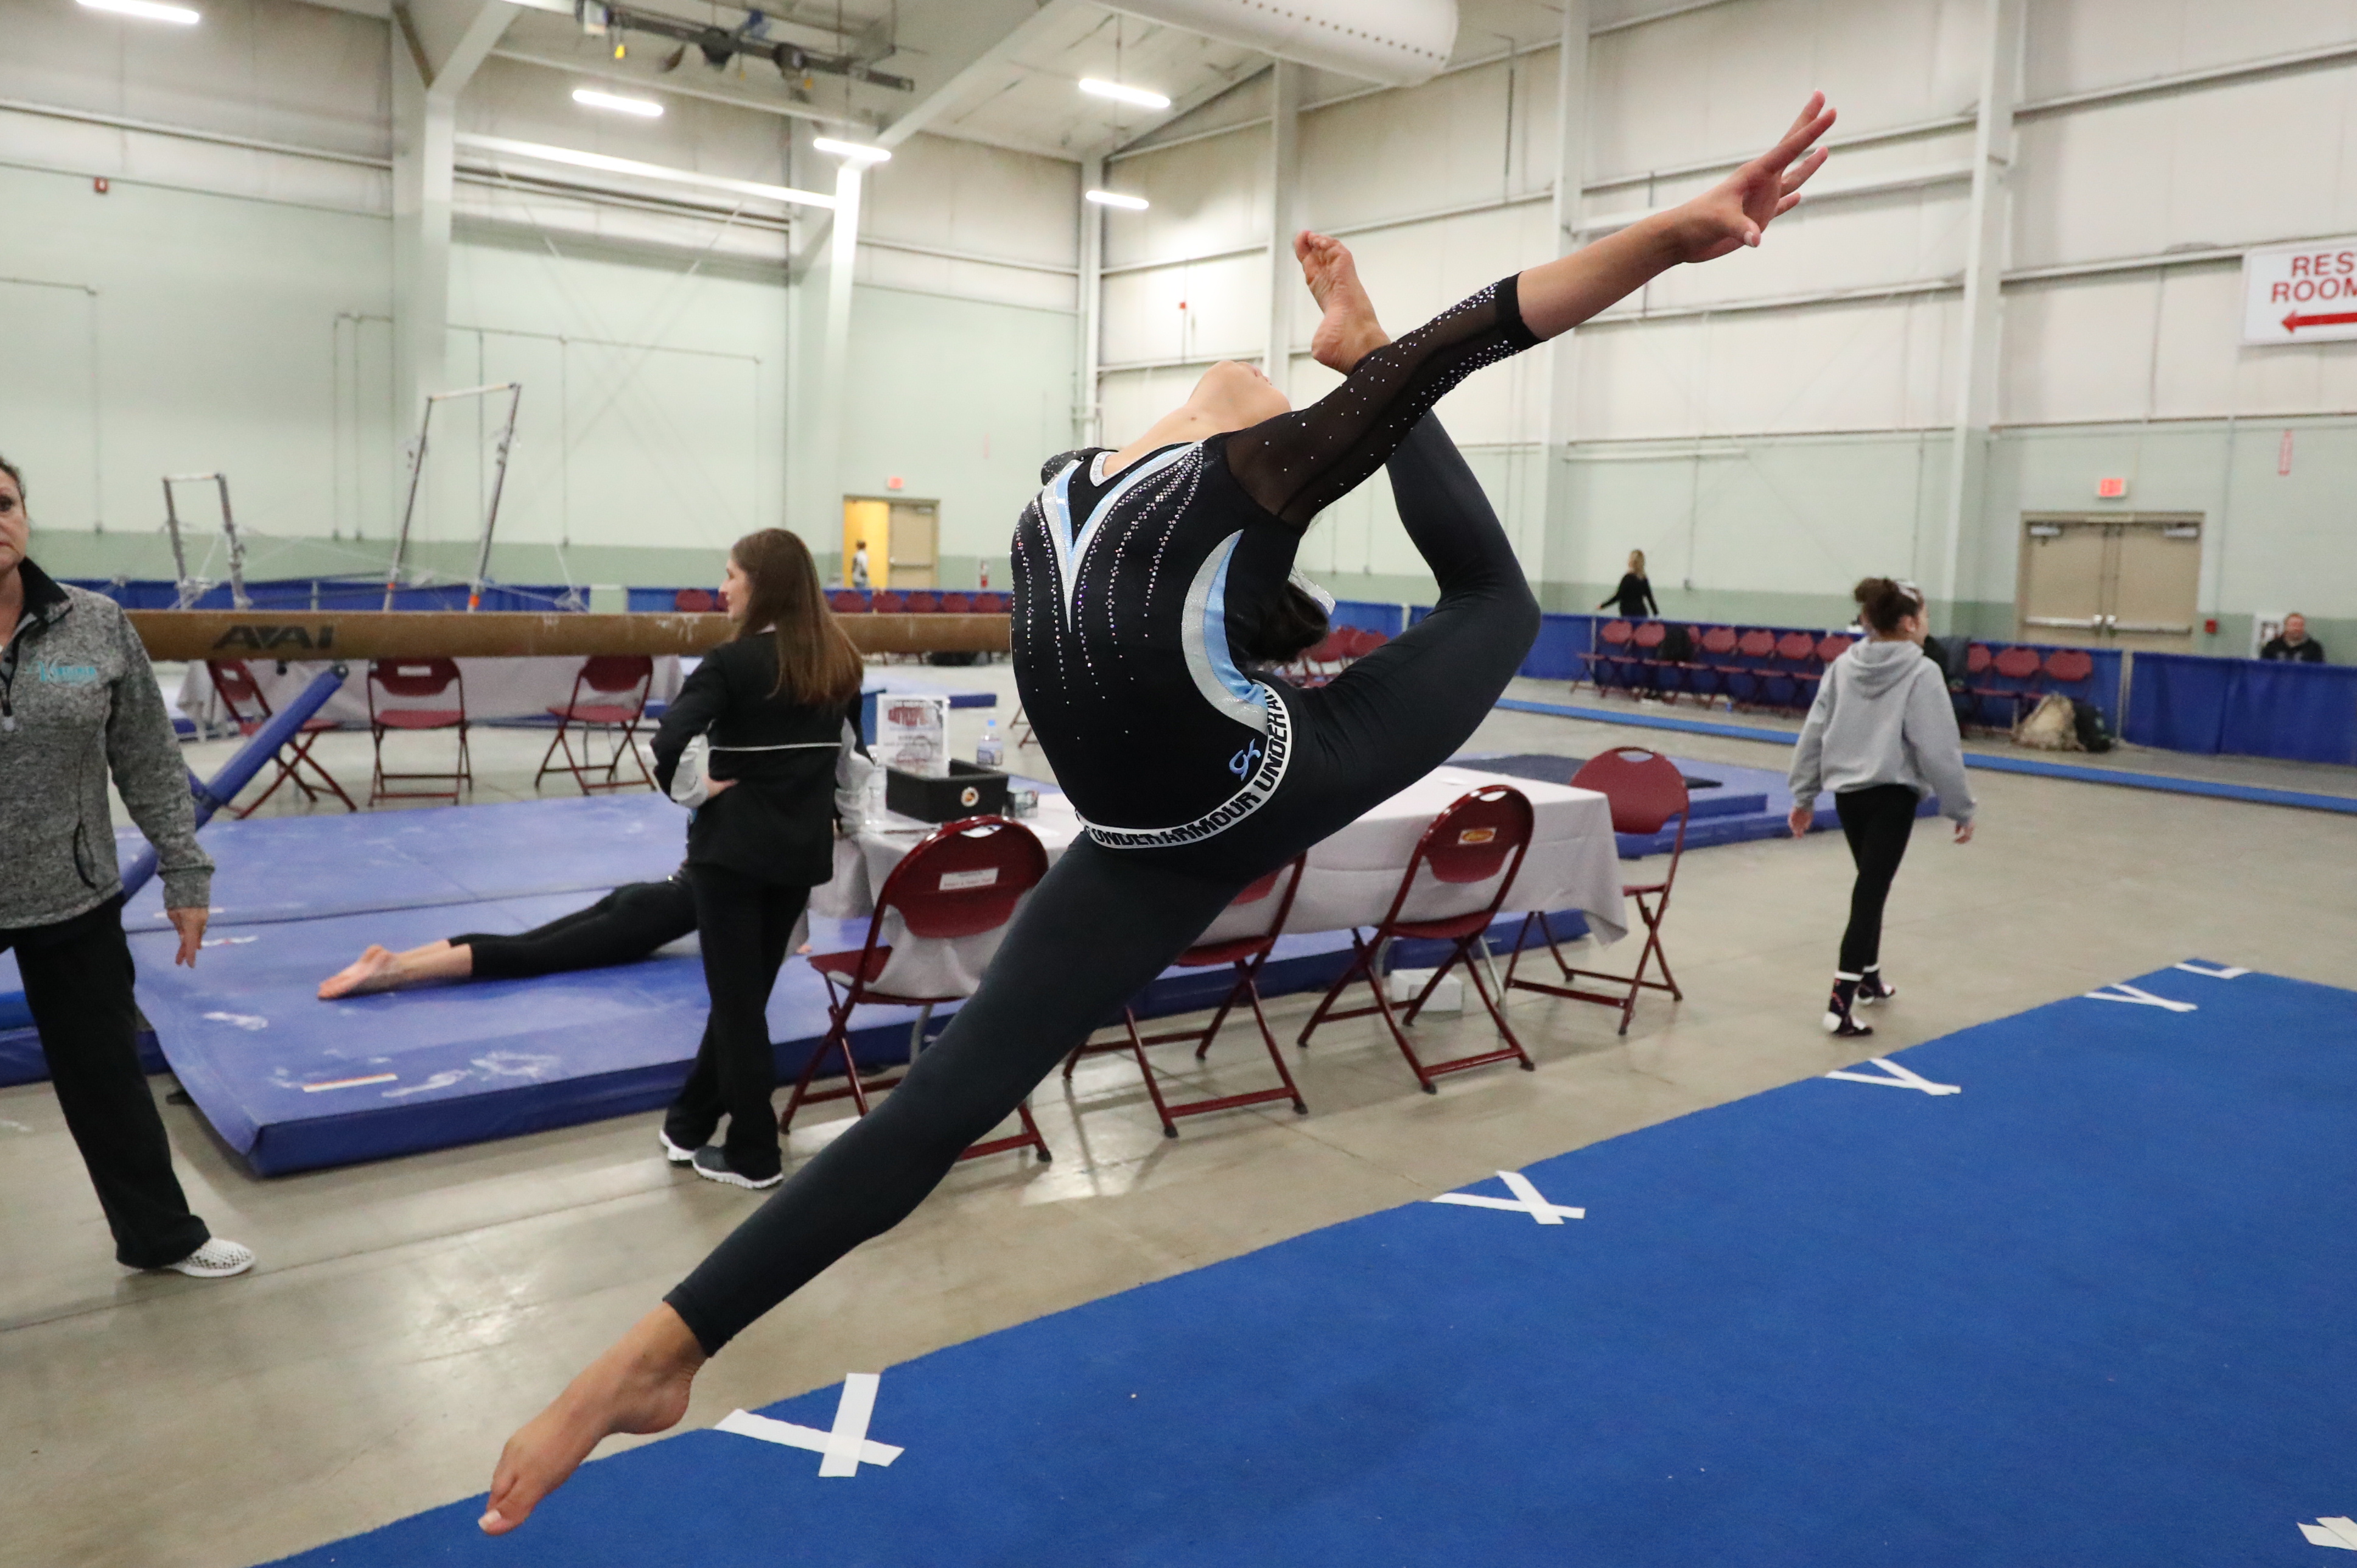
[1085, 189, 1149, 211]
[1080, 79, 1170, 110]
[454, 132, 836, 210]
[78, 0, 201, 23]
[813, 137, 890, 164]
[573, 87, 664, 118]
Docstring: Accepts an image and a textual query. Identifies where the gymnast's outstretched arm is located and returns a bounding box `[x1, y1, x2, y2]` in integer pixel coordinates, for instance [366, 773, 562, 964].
[1226, 93, 1836, 527]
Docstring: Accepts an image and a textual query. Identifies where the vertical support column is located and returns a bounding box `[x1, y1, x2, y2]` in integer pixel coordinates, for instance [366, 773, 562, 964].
[1264, 60, 1302, 390]
[1932, 0, 2025, 633]
[391, 34, 455, 442]
[805, 160, 864, 553]
[1077, 155, 1104, 449]
[1538, 0, 1591, 608]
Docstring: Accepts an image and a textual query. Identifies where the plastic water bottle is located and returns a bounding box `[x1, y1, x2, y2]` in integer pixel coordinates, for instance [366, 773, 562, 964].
[975, 719, 1004, 771]
[864, 759, 888, 825]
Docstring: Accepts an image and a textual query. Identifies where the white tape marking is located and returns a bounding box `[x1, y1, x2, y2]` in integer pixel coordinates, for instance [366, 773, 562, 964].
[201, 1011, 269, 1031]
[301, 1073, 399, 1093]
[818, 1372, 882, 1477]
[714, 1409, 902, 1468]
[2084, 982, 2198, 1012]
[2300, 1516, 2357, 1550]
[1432, 1169, 1584, 1224]
[1824, 1057, 1961, 1096]
[2174, 962, 2249, 980]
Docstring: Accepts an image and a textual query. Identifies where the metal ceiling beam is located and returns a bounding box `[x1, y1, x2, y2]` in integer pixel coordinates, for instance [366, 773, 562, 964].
[488, 46, 863, 129]
[877, 0, 1085, 149]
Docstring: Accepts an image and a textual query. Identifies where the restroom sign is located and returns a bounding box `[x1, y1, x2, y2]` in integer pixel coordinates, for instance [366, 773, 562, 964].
[2244, 237, 2357, 343]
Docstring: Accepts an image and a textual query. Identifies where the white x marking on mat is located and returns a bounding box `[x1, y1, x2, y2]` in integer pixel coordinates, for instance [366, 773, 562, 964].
[1432, 1169, 1585, 1225]
[715, 1373, 899, 1475]
[1824, 1057, 1961, 1096]
[2299, 1515, 2357, 1550]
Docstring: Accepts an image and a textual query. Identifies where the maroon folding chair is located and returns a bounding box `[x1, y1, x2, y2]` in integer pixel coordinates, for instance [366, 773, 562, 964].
[1062, 856, 1309, 1136]
[784, 816, 1054, 1161]
[904, 590, 940, 613]
[1972, 644, 2045, 726]
[1630, 620, 1672, 700]
[872, 589, 908, 614]
[1764, 629, 1818, 711]
[1725, 628, 1777, 709]
[1689, 626, 1740, 702]
[535, 654, 655, 794]
[206, 659, 357, 817]
[1816, 632, 1856, 666]
[939, 592, 973, 613]
[2042, 646, 2095, 696]
[1345, 626, 1389, 658]
[1593, 618, 1637, 695]
[674, 587, 716, 612]
[1507, 748, 1687, 1035]
[366, 657, 471, 804]
[1296, 785, 1537, 1093]
[1296, 628, 1352, 687]
[827, 589, 868, 613]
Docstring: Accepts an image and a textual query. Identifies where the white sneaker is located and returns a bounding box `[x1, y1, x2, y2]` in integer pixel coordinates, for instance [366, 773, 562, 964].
[163, 1238, 255, 1278]
[658, 1130, 698, 1166]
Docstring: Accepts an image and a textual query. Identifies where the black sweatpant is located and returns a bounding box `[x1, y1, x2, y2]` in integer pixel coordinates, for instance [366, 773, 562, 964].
[664, 864, 808, 1179]
[1833, 784, 1921, 976]
[664, 415, 1539, 1352]
[449, 878, 698, 981]
[4, 897, 209, 1269]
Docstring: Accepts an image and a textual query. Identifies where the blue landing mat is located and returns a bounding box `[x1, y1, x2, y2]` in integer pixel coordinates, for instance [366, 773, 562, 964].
[266, 961, 2357, 1566]
[1459, 749, 1935, 856]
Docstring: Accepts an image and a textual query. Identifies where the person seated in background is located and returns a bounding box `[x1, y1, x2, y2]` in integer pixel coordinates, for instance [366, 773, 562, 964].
[318, 872, 696, 998]
[2260, 612, 2327, 663]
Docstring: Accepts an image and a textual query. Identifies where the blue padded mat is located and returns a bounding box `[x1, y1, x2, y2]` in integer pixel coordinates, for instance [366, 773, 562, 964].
[261, 961, 2357, 1566]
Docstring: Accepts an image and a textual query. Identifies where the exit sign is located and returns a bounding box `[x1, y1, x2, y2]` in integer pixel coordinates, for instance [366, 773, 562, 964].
[2096, 477, 2129, 499]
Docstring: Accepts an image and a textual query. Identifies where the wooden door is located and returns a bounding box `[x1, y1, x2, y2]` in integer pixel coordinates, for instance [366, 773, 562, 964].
[2018, 518, 2111, 646]
[2107, 520, 2201, 651]
[2016, 514, 2201, 651]
[887, 500, 939, 589]
[843, 498, 889, 589]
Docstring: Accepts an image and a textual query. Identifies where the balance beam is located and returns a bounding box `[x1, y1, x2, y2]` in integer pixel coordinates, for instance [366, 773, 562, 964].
[128, 610, 1011, 662]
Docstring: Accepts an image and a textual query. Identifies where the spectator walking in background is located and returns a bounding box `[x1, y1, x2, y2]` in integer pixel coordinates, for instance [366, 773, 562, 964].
[1599, 548, 1660, 619]
[849, 540, 871, 592]
[1787, 576, 1976, 1040]
[2260, 612, 2326, 663]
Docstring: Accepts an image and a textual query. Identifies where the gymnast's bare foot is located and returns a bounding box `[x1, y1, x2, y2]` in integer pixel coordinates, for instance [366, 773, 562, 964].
[1297, 230, 1389, 373]
[482, 1304, 705, 1535]
[318, 945, 401, 999]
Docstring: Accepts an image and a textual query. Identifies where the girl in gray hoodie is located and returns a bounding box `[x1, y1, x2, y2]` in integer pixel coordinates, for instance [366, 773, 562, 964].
[1787, 578, 1976, 1037]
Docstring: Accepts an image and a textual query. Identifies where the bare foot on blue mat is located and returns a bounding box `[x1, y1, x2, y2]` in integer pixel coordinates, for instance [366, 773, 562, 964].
[318, 945, 400, 999]
[481, 1305, 705, 1534]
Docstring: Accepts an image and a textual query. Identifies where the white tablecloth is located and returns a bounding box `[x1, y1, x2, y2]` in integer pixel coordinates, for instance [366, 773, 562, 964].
[810, 766, 1626, 999]
[175, 656, 685, 729]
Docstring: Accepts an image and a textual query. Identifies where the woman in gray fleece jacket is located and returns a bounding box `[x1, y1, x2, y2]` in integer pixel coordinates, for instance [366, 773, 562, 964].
[1787, 577, 1977, 1038]
[0, 455, 251, 1278]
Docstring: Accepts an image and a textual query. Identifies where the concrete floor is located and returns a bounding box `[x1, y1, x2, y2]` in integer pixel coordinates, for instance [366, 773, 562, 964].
[7, 665, 2355, 1567]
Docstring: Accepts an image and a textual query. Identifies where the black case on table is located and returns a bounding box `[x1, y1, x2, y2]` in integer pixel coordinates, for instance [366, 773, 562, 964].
[885, 761, 1010, 824]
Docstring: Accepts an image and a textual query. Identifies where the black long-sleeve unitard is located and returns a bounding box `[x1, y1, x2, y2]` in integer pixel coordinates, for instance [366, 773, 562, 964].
[665, 276, 1546, 1351]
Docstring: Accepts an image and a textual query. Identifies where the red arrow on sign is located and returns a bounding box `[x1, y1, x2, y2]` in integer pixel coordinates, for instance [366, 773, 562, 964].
[2282, 308, 2357, 332]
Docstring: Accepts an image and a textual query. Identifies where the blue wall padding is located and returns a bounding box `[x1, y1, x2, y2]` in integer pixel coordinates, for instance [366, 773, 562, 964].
[1326, 599, 1406, 637]
[267, 964, 2357, 1568]
[1518, 614, 1597, 680]
[2126, 651, 2357, 765]
[65, 578, 580, 612]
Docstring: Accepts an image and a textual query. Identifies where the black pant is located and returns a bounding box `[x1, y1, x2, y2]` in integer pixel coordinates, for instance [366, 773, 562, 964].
[1833, 785, 1920, 976]
[4, 898, 209, 1269]
[664, 415, 1539, 1353]
[450, 878, 698, 981]
[664, 865, 808, 1179]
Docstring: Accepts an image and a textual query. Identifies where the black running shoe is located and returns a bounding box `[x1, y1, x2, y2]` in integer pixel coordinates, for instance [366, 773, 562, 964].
[1857, 970, 1897, 1006]
[1823, 981, 1874, 1038]
[690, 1146, 783, 1190]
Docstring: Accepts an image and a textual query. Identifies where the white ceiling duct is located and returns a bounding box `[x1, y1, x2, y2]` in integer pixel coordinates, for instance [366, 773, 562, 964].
[1105, 0, 1458, 88]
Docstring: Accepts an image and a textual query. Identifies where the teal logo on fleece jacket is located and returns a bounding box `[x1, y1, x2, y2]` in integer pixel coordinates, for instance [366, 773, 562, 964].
[32, 656, 101, 685]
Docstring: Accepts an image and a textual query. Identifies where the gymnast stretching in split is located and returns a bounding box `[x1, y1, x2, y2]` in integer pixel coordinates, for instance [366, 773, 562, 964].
[481, 93, 1838, 1531]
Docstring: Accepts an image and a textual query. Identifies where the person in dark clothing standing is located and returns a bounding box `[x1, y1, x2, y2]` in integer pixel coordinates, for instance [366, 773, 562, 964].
[1599, 548, 1661, 618]
[1787, 578, 1977, 1038]
[2260, 612, 2327, 663]
[316, 870, 697, 998]
[650, 528, 867, 1191]
[0, 455, 252, 1279]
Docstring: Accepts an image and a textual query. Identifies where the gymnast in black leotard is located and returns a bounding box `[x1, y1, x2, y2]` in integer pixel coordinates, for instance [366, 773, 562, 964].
[483, 95, 1837, 1532]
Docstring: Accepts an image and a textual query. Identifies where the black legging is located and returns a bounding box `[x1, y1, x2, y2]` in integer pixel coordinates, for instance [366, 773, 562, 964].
[449, 878, 698, 981]
[664, 864, 809, 1179]
[1833, 784, 1919, 975]
[664, 415, 1538, 1352]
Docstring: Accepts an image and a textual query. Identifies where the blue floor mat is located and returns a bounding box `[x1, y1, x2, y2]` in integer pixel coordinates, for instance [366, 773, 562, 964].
[263, 961, 2357, 1566]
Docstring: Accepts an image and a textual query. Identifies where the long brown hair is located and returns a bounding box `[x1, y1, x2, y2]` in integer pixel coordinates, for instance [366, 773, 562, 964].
[729, 528, 864, 705]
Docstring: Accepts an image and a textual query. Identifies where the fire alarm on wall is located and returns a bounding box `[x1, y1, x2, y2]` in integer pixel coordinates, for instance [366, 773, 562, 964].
[886, 475, 905, 491]
[93, 177, 109, 194]
[2096, 476, 2129, 499]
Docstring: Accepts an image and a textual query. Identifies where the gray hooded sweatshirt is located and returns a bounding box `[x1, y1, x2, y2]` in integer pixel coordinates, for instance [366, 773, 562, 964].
[1788, 637, 1975, 823]
[1, 561, 212, 928]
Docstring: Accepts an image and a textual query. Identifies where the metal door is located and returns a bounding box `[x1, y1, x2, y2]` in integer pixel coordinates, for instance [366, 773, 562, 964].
[2017, 514, 2201, 651]
[886, 500, 939, 589]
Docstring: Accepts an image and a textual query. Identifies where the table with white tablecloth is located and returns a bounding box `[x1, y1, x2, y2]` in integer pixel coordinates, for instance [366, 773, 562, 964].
[173, 656, 685, 730]
[808, 765, 1627, 998]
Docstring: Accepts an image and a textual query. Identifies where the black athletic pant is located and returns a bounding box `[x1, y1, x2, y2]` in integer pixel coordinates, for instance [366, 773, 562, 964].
[449, 878, 698, 981]
[4, 897, 209, 1269]
[665, 415, 1539, 1351]
[664, 864, 808, 1180]
[1833, 784, 1920, 975]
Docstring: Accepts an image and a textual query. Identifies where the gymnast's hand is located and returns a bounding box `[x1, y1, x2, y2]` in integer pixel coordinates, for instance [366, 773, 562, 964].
[703, 777, 737, 797]
[167, 904, 209, 967]
[1663, 93, 1836, 264]
[1787, 804, 1813, 839]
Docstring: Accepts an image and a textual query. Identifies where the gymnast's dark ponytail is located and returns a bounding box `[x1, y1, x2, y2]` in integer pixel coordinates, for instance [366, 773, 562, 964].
[729, 528, 865, 707]
[1241, 583, 1331, 664]
[1853, 576, 1923, 636]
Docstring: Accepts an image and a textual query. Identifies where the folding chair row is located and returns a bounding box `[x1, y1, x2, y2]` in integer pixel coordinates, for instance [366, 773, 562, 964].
[822, 590, 1014, 614]
[1581, 621, 1855, 715]
[1961, 643, 2096, 730]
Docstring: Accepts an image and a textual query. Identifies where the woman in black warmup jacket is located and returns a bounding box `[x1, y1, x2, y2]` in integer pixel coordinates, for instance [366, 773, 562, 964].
[483, 94, 1838, 1531]
[649, 529, 867, 1189]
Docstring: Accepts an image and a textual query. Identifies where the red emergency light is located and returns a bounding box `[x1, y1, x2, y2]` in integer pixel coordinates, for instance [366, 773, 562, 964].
[2095, 477, 2128, 500]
